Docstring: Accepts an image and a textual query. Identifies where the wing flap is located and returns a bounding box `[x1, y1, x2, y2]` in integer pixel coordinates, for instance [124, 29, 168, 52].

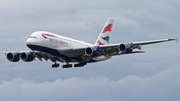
[119, 51, 145, 55]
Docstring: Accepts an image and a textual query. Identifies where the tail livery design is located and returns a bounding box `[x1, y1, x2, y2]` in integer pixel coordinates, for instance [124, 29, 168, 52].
[95, 18, 114, 46]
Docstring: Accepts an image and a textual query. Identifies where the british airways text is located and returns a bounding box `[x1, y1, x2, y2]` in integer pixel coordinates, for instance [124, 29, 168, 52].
[49, 38, 69, 46]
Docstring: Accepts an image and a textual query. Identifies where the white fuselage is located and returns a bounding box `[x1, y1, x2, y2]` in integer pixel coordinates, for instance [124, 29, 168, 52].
[26, 31, 110, 63]
[27, 31, 93, 49]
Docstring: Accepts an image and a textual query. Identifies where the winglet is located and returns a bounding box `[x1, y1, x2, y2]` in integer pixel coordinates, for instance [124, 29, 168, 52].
[176, 37, 178, 43]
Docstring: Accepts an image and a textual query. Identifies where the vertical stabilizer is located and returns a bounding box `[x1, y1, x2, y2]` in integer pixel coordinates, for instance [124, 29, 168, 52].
[95, 18, 114, 46]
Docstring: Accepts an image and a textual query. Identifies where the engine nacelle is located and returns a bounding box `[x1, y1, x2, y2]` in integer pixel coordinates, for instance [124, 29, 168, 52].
[85, 47, 99, 56]
[20, 52, 34, 62]
[6, 52, 20, 62]
[119, 44, 133, 53]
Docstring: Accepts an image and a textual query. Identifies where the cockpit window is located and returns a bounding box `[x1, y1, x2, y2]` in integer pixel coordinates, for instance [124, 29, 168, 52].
[29, 36, 37, 38]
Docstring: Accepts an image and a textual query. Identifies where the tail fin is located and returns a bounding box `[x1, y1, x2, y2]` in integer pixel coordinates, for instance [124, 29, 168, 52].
[95, 18, 114, 46]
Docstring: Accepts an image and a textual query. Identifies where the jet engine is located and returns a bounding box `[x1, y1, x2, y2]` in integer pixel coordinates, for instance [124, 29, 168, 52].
[6, 52, 20, 62]
[119, 44, 133, 53]
[85, 47, 99, 56]
[20, 52, 34, 62]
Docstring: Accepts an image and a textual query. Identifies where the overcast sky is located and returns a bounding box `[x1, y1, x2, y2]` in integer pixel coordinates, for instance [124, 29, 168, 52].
[0, 0, 180, 101]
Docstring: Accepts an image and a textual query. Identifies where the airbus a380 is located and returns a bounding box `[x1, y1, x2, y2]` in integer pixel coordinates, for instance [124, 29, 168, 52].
[3, 19, 178, 68]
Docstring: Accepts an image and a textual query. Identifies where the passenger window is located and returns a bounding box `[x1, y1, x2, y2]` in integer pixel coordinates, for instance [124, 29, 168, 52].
[29, 36, 37, 38]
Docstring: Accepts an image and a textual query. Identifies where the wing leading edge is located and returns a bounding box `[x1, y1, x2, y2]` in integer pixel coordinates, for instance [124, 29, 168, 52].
[94, 38, 177, 56]
[132, 38, 178, 45]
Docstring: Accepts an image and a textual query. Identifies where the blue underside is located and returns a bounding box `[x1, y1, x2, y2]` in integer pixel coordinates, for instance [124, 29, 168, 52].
[27, 45, 97, 63]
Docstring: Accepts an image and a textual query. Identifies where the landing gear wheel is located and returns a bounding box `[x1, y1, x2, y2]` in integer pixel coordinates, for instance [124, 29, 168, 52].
[74, 62, 87, 67]
[52, 65, 55, 68]
[52, 62, 59, 68]
[62, 64, 72, 68]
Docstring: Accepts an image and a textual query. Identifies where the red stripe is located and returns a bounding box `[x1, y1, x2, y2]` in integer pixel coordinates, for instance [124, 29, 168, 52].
[97, 40, 104, 45]
[42, 33, 55, 37]
[102, 24, 113, 33]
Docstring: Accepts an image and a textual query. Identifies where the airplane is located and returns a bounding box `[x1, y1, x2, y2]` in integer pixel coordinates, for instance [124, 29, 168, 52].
[3, 18, 178, 68]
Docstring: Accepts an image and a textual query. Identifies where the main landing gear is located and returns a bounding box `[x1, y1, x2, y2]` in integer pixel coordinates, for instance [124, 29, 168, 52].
[63, 64, 72, 68]
[52, 62, 87, 68]
[62, 62, 87, 68]
[52, 61, 59, 68]
[74, 62, 87, 67]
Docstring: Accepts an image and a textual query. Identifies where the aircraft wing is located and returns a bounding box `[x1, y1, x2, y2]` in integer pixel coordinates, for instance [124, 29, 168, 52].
[4, 38, 177, 62]
[95, 38, 177, 56]
[56, 38, 177, 57]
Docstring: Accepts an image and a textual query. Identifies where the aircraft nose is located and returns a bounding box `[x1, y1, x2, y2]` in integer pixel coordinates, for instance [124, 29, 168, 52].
[26, 38, 33, 45]
[26, 37, 37, 46]
[26, 37, 38, 50]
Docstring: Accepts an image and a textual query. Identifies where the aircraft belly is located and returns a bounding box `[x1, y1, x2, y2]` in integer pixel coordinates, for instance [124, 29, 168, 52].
[59, 50, 83, 57]
[27, 45, 67, 58]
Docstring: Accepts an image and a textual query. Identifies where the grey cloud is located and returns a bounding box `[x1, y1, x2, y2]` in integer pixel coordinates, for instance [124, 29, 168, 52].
[0, 66, 180, 101]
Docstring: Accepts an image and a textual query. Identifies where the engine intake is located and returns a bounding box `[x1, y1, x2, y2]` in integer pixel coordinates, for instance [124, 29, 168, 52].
[20, 52, 34, 62]
[6, 52, 20, 62]
[85, 47, 99, 56]
[119, 44, 133, 53]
